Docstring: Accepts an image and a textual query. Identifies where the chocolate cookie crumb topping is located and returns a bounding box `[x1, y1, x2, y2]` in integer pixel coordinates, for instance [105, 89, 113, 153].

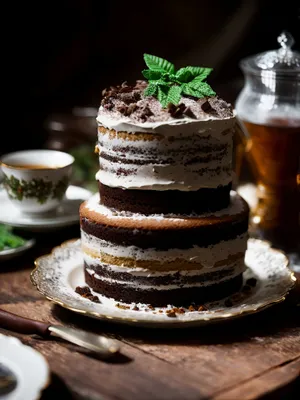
[167, 103, 186, 118]
[137, 105, 153, 122]
[201, 100, 213, 112]
[115, 303, 130, 310]
[75, 286, 90, 296]
[99, 80, 234, 123]
[166, 309, 177, 318]
[90, 295, 100, 303]
[125, 103, 137, 115]
[75, 286, 100, 303]
[183, 107, 197, 119]
[116, 105, 127, 114]
[167, 103, 196, 119]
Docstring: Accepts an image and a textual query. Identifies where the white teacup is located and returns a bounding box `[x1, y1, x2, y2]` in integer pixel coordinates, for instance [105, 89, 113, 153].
[0, 149, 74, 214]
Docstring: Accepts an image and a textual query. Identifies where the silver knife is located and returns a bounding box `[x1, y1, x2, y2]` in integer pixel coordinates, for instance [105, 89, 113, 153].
[0, 309, 120, 358]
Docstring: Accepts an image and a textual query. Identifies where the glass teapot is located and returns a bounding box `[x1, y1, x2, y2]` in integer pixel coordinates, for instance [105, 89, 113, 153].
[235, 31, 300, 252]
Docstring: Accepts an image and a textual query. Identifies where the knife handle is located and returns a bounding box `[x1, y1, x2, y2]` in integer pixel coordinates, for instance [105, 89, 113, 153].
[0, 309, 51, 337]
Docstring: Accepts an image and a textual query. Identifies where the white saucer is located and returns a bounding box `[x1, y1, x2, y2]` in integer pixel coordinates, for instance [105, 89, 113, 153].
[0, 333, 50, 400]
[31, 238, 296, 328]
[0, 185, 92, 232]
[0, 238, 36, 262]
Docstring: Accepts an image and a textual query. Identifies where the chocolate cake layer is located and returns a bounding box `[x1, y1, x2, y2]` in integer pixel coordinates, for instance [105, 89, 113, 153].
[81, 217, 247, 249]
[84, 261, 242, 286]
[85, 268, 243, 306]
[98, 182, 231, 214]
[80, 192, 249, 250]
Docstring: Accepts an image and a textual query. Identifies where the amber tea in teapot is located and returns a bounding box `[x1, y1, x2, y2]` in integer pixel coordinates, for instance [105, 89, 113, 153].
[236, 32, 300, 252]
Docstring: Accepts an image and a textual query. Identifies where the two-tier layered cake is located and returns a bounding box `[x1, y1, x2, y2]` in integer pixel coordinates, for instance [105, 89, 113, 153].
[80, 55, 249, 306]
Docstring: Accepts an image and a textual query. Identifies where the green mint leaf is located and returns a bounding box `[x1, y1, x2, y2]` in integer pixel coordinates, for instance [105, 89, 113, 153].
[175, 68, 194, 83]
[168, 74, 182, 84]
[142, 54, 215, 105]
[181, 84, 205, 98]
[149, 79, 172, 87]
[187, 81, 216, 96]
[144, 83, 158, 97]
[182, 82, 216, 98]
[144, 54, 175, 74]
[142, 69, 162, 80]
[166, 85, 182, 105]
[157, 86, 170, 108]
[177, 66, 213, 81]
[160, 72, 178, 83]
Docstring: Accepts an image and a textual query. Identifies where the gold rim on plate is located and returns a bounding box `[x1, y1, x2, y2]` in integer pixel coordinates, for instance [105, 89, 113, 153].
[30, 238, 297, 327]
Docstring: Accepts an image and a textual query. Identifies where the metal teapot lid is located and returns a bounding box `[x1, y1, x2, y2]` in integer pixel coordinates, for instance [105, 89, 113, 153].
[240, 31, 300, 75]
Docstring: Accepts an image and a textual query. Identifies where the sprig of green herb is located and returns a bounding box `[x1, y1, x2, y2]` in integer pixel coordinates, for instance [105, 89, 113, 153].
[0, 224, 25, 250]
[142, 54, 216, 108]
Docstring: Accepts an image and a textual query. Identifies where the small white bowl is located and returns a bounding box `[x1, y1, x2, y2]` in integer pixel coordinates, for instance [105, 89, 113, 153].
[0, 149, 74, 214]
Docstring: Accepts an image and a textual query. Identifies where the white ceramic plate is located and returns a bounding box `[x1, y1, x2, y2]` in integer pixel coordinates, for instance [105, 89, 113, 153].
[0, 334, 50, 400]
[0, 238, 36, 262]
[31, 238, 296, 328]
[0, 185, 92, 232]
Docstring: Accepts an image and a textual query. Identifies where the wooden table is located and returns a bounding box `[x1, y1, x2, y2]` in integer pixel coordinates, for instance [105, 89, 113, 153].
[1, 226, 299, 400]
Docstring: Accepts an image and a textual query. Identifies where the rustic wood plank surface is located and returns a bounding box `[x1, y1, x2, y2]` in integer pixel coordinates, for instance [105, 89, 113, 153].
[0, 227, 299, 400]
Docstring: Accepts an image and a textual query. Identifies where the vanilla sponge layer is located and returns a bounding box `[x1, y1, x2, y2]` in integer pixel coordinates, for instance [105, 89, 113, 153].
[81, 230, 247, 272]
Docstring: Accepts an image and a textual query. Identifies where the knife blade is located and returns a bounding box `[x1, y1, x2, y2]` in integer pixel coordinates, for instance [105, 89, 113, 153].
[0, 309, 120, 358]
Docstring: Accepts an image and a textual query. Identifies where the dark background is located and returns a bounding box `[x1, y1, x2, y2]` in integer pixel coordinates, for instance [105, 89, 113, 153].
[3, 0, 300, 155]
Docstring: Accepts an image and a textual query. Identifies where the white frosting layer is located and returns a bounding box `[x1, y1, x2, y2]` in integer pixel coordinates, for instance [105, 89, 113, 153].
[83, 253, 246, 276]
[85, 191, 244, 222]
[97, 112, 235, 190]
[97, 110, 235, 135]
[85, 262, 245, 290]
[81, 231, 248, 269]
[96, 163, 231, 191]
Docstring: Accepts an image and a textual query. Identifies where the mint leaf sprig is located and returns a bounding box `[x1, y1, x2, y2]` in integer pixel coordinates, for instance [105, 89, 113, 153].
[142, 54, 216, 108]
